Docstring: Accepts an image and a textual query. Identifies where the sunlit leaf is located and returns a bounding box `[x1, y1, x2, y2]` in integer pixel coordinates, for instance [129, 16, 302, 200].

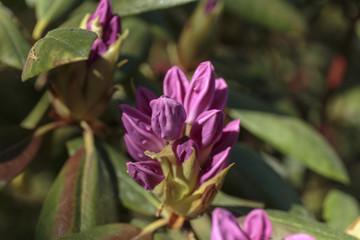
[57, 223, 150, 240]
[224, 0, 306, 33]
[33, 0, 83, 39]
[0, 5, 31, 69]
[268, 209, 358, 240]
[22, 28, 97, 81]
[36, 141, 119, 240]
[230, 110, 350, 184]
[323, 189, 360, 230]
[112, 0, 196, 17]
[223, 144, 301, 210]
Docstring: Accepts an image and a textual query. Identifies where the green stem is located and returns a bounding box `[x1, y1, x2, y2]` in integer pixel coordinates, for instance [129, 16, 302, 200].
[133, 218, 168, 240]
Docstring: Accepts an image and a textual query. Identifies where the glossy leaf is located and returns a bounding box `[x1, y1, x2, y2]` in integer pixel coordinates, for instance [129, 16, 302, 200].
[268, 209, 358, 240]
[103, 143, 161, 216]
[0, 5, 31, 69]
[224, 0, 306, 33]
[222, 144, 301, 210]
[36, 141, 119, 240]
[230, 109, 350, 184]
[22, 28, 97, 81]
[323, 189, 360, 230]
[112, 0, 196, 17]
[33, 0, 83, 39]
[57, 223, 150, 240]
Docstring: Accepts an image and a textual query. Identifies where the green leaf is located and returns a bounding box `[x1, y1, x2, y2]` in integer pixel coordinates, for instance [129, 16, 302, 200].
[0, 5, 31, 69]
[22, 28, 97, 81]
[33, 0, 83, 39]
[223, 144, 301, 210]
[112, 0, 196, 17]
[268, 209, 358, 240]
[102, 143, 161, 216]
[36, 141, 119, 240]
[212, 191, 264, 208]
[323, 189, 360, 230]
[230, 109, 350, 184]
[224, 0, 306, 33]
[57, 223, 149, 240]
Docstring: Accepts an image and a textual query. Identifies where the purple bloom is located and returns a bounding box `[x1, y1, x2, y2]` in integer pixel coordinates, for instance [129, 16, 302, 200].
[211, 208, 315, 240]
[86, 0, 121, 65]
[126, 161, 165, 190]
[172, 136, 199, 165]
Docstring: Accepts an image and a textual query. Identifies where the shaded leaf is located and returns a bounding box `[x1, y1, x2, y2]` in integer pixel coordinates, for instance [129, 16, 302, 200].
[0, 5, 31, 69]
[268, 209, 358, 240]
[22, 28, 97, 81]
[222, 144, 301, 210]
[230, 109, 349, 184]
[33, 0, 83, 39]
[224, 0, 306, 33]
[60, 1, 98, 28]
[58, 223, 150, 240]
[112, 0, 196, 17]
[323, 189, 360, 230]
[36, 141, 119, 240]
[212, 191, 264, 208]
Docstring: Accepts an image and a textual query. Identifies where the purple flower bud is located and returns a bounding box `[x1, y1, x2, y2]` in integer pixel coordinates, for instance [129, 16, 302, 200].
[211, 208, 248, 240]
[163, 66, 189, 105]
[136, 87, 157, 116]
[184, 61, 215, 124]
[119, 104, 165, 161]
[126, 160, 165, 190]
[190, 109, 224, 149]
[104, 15, 121, 46]
[205, 0, 217, 14]
[150, 96, 187, 141]
[172, 136, 199, 165]
[210, 78, 228, 111]
[87, 0, 113, 30]
[284, 234, 316, 240]
[243, 209, 272, 240]
[199, 147, 231, 184]
[88, 39, 107, 66]
[213, 119, 240, 154]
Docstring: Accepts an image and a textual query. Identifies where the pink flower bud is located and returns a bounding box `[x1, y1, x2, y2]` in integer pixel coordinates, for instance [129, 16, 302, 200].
[136, 86, 157, 116]
[284, 234, 316, 240]
[184, 61, 215, 124]
[119, 104, 165, 161]
[190, 109, 224, 149]
[172, 136, 199, 165]
[243, 209, 272, 240]
[87, 0, 113, 30]
[211, 208, 248, 240]
[163, 66, 189, 105]
[210, 78, 228, 111]
[126, 160, 165, 190]
[213, 119, 240, 153]
[199, 147, 231, 184]
[150, 96, 186, 141]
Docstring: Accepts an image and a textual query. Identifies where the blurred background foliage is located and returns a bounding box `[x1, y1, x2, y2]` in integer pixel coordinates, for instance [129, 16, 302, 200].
[2, 0, 360, 239]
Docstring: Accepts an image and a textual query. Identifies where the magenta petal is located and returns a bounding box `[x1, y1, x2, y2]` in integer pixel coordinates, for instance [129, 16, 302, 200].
[123, 133, 151, 161]
[190, 109, 224, 149]
[213, 119, 240, 153]
[199, 147, 231, 184]
[243, 209, 272, 240]
[184, 61, 215, 124]
[210, 78, 228, 111]
[88, 39, 107, 65]
[150, 96, 186, 141]
[163, 66, 189, 105]
[211, 208, 250, 240]
[284, 233, 316, 240]
[104, 15, 121, 46]
[119, 104, 165, 160]
[136, 87, 157, 116]
[87, 0, 113, 30]
[126, 161, 165, 190]
[172, 136, 199, 165]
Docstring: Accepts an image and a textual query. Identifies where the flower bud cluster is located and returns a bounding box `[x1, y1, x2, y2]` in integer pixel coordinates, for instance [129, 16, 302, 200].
[120, 61, 240, 217]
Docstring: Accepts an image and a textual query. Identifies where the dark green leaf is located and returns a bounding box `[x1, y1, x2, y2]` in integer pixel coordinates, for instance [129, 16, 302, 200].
[0, 5, 31, 69]
[33, 0, 83, 39]
[57, 223, 149, 240]
[112, 0, 196, 17]
[22, 28, 97, 81]
[323, 189, 360, 230]
[60, 1, 98, 28]
[224, 0, 306, 33]
[230, 109, 350, 184]
[268, 209, 358, 240]
[36, 141, 119, 240]
[223, 144, 301, 210]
